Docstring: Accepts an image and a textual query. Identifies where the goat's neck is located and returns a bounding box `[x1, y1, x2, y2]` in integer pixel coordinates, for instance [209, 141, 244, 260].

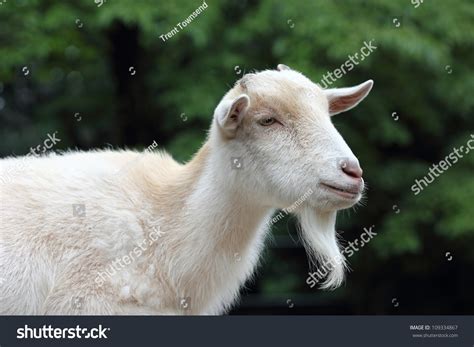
[182, 142, 273, 258]
[158, 142, 274, 313]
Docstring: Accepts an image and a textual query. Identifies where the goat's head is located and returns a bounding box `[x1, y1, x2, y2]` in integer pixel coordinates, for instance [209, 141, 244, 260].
[210, 64, 373, 288]
[212, 64, 372, 211]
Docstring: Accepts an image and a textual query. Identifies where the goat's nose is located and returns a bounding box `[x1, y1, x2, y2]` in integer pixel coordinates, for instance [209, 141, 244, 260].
[340, 159, 363, 179]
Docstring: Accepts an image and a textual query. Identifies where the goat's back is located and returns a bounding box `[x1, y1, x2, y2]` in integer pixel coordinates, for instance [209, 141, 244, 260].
[0, 150, 174, 314]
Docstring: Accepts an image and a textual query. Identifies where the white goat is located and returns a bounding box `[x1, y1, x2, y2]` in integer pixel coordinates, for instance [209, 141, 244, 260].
[0, 65, 373, 315]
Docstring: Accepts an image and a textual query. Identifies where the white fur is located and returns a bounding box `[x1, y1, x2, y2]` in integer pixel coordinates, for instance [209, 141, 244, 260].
[0, 66, 372, 315]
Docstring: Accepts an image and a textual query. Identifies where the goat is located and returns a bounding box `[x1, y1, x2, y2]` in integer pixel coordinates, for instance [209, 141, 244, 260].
[0, 64, 373, 314]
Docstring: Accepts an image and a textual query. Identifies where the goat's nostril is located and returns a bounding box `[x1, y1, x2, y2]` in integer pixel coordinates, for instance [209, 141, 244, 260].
[340, 160, 363, 179]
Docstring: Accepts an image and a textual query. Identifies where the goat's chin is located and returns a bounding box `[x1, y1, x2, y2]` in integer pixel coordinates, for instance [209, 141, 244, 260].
[329, 196, 361, 211]
[312, 189, 362, 212]
[297, 207, 346, 289]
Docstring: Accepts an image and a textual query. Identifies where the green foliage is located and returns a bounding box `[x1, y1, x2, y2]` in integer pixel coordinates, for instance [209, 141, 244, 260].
[1, 0, 473, 313]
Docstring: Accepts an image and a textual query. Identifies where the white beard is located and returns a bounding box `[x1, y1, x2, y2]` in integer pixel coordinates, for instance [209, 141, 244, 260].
[297, 207, 346, 289]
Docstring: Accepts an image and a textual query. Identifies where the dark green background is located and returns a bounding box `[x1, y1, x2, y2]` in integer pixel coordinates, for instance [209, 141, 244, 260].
[0, 0, 473, 314]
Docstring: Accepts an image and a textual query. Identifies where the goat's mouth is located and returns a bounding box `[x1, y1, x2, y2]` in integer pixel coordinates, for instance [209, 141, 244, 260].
[320, 182, 361, 200]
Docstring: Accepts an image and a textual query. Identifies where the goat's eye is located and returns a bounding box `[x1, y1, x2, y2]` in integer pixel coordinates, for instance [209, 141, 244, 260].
[258, 117, 276, 126]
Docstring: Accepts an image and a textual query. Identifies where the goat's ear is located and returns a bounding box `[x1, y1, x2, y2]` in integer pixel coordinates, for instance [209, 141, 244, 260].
[324, 80, 373, 116]
[277, 64, 291, 71]
[215, 94, 250, 138]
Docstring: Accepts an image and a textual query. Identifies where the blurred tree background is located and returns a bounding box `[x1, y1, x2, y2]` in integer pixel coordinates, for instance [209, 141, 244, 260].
[0, 0, 473, 314]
